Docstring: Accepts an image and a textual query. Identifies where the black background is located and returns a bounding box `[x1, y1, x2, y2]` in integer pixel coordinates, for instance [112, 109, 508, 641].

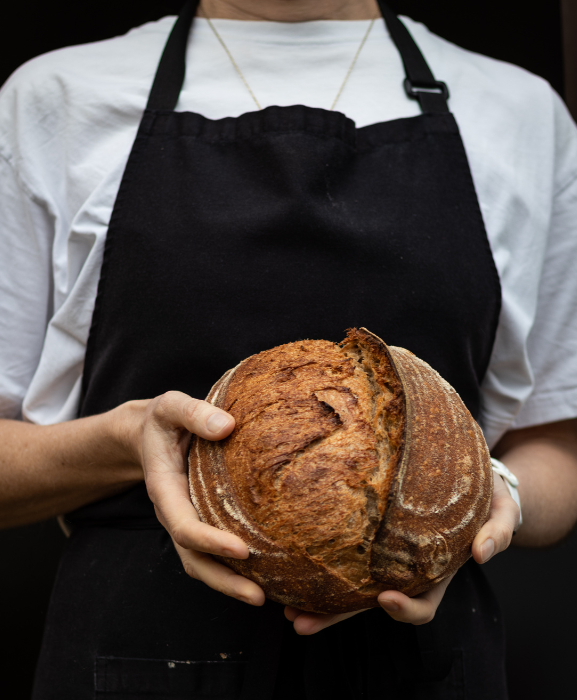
[0, 2, 574, 699]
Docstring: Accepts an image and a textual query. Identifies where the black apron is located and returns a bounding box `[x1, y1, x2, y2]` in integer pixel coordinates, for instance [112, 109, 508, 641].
[32, 2, 507, 698]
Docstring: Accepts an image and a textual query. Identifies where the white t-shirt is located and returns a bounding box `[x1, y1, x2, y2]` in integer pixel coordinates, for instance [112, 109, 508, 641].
[1, 15, 577, 449]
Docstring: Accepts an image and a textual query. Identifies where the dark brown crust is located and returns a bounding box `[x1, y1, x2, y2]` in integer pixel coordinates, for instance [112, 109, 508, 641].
[189, 329, 492, 613]
[363, 330, 493, 596]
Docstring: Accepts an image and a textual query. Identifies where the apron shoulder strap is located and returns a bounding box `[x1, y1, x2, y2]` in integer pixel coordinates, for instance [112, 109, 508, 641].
[147, 0, 199, 111]
[378, 2, 450, 114]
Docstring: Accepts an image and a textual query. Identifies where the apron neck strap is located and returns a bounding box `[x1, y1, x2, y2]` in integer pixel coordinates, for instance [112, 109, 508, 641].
[377, 1, 450, 113]
[147, 0, 199, 111]
[147, 0, 449, 114]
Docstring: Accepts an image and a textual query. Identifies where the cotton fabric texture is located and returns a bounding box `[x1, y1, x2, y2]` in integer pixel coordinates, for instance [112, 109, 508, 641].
[0, 16, 577, 447]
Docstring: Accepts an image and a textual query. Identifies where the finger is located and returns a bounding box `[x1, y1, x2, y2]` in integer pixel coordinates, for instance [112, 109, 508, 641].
[174, 539, 265, 606]
[284, 606, 300, 622]
[150, 391, 235, 441]
[472, 473, 519, 564]
[284, 607, 363, 635]
[142, 409, 248, 559]
[378, 574, 454, 625]
[149, 468, 250, 558]
[153, 491, 249, 559]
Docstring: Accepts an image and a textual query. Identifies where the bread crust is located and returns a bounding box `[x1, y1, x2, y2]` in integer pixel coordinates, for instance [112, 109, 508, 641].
[188, 328, 492, 613]
[369, 336, 493, 596]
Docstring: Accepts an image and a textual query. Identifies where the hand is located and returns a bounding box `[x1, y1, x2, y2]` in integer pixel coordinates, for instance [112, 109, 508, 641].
[132, 391, 265, 606]
[285, 470, 520, 634]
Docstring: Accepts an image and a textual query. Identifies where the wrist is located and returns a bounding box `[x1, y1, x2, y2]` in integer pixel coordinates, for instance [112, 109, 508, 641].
[107, 400, 150, 470]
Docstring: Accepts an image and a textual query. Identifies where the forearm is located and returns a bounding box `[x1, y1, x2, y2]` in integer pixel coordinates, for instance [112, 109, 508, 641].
[0, 401, 146, 529]
[493, 419, 577, 547]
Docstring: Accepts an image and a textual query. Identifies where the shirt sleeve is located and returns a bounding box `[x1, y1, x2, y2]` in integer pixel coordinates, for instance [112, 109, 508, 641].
[0, 152, 54, 419]
[510, 96, 577, 430]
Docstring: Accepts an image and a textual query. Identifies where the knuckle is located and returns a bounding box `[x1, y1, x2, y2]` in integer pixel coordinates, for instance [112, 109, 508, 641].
[182, 559, 199, 580]
[183, 397, 203, 424]
[147, 392, 202, 432]
[219, 572, 237, 594]
[415, 609, 436, 626]
[171, 525, 188, 550]
[145, 483, 159, 505]
[152, 505, 166, 527]
[179, 525, 213, 555]
[495, 491, 514, 509]
[150, 392, 176, 422]
[198, 534, 219, 555]
[494, 523, 513, 551]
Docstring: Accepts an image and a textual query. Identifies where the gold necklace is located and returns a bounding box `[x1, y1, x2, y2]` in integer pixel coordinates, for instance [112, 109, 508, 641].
[201, 6, 377, 112]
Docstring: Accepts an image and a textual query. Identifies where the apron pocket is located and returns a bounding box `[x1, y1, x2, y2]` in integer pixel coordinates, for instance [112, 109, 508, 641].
[94, 656, 246, 700]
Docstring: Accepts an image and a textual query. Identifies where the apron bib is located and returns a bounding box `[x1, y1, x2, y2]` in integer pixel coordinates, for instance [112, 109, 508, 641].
[33, 2, 506, 698]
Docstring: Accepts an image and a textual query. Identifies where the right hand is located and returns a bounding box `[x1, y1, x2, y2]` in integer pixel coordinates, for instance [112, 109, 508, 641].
[122, 391, 265, 606]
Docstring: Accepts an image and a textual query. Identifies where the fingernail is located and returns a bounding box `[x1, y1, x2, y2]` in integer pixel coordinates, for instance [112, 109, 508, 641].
[481, 538, 495, 563]
[380, 598, 399, 612]
[222, 548, 241, 559]
[206, 412, 232, 434]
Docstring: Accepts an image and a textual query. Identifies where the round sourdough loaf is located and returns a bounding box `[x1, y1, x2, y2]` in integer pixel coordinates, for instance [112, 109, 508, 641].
[188, 327, 492, 613]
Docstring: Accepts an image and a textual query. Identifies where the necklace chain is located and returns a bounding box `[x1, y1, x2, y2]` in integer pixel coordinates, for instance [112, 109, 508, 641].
[203, 12, 264, 110]
[329, 16, 376, 110]
[201, 5, 376, 112]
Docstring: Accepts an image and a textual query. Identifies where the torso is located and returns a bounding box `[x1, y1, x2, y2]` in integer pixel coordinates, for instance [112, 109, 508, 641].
[33, 4, 508, 699]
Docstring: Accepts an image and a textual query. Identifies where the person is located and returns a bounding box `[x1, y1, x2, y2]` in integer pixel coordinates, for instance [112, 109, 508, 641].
[1, 0, 577, 697]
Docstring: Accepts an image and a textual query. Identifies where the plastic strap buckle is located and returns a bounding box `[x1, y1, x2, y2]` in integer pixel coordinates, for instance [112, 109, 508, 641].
[403, 77, 450, 101]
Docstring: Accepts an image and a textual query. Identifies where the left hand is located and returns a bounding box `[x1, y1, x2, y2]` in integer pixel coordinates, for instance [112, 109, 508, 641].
[285, 471, 519, 634]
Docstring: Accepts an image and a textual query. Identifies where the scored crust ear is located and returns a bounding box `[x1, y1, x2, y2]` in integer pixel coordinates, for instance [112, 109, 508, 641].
[357, 329, 493, 595]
